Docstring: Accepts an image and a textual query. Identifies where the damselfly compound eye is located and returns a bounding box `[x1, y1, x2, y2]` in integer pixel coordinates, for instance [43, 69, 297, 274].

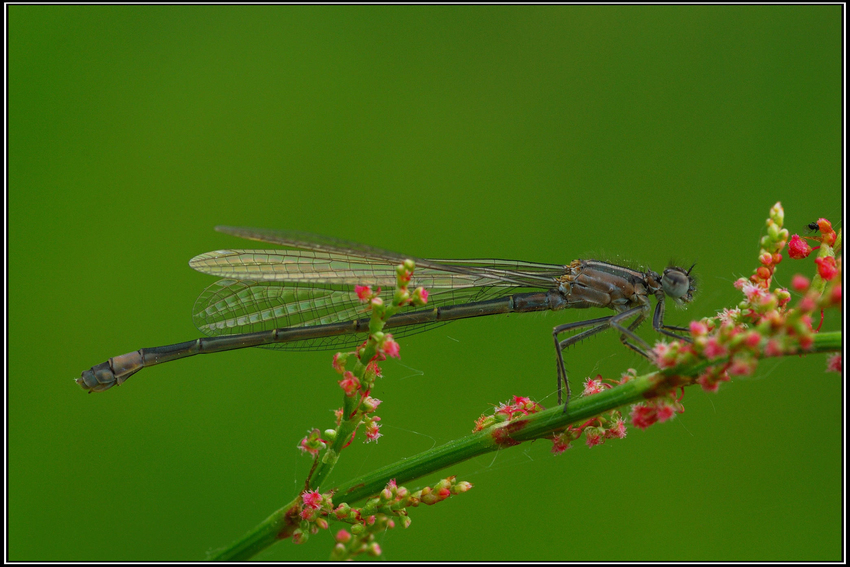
[662, 267, 691, 300]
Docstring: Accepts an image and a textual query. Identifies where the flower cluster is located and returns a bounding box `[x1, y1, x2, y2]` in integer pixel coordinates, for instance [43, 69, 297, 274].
[827, 353, 842, 373]
[551, 372, 635, 452]
[290, 477, 472, 558]
[291, 489, 335, 545]
[328, 477, 472, 560]
[647, 202, 841, 392]
[472, 395, 544, 432]
[751, 201, 789, 287]
[332, 260, 428, 402]
[299, 260, 430, 461]
[297, 428, 327, 456]
[629, 390, 685, 430]
[789, 218, 837, 258]
[281, 207, 840, 560]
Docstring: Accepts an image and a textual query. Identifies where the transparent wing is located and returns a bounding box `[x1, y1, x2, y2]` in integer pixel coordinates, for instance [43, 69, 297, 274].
[195, 226, 566, 288]
[190, 250, 541, 289]
[427, 257, 569, 275]
[190, 227, 569, 351]
[192, 279, 517, 351]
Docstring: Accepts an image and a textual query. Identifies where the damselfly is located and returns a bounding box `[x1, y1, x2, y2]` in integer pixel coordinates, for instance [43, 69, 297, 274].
[77, 227, 697, 406]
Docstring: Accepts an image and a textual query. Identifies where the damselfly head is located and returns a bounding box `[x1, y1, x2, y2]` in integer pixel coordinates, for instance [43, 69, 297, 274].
[662, 264, 697, 306]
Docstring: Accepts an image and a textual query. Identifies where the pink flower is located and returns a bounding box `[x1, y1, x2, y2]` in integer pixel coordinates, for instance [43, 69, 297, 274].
[717, 308, 741, 325]
[493, 396, 542, 421]
[791, 275, 810, 292]
[741, 282, 766, 303]
[365, 360, 383, 379]
[473, 414, 493, 432]
[355, 285, 373, 301]
[338, 371, 360, 397]
[333, 503, 350, 520]
[298, 429, 325, 456]
[798, 295, 817, 313]
[585, 429, 602, 447]
[299, 438, 319, 456]
[582, 376, 605, 396]
[703, 337, 727, 359]
[696, 367, 730, 392]
[302, 490, 323, 509]
[826, 353, 841, 373]
[413, 287, 429, 305]
[652, 342, 678, 369]
[381, 336, 401, 358]
[744, 331, 761, 349]
[550, 433, 572, 454]
[365, 418, 382, 442]
[689, 321, 709, 337]
[630, 404, 658, 430]
[619, 368, 638, 383]
[814, 257, 838, 281]
[494, 402, 517, 419]
[510, 395, 543, 413]
[728, 356, 756, 376]
[655, 403, 676, 422]
[697, 373, 721, 392]
[788, 234, 813, 259]
[764, 339, 783, 357]
[812, 218, 837, 246]
[332, 352, 347, 374]
[606, 419, 627, 439]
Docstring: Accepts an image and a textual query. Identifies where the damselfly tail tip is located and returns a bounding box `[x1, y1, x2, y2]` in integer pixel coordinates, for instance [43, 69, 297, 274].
[76, 369, 105, 393]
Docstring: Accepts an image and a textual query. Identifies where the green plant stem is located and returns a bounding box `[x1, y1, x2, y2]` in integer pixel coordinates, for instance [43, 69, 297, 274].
[208, 330, 839, 561]
[305, 305, 401, 491]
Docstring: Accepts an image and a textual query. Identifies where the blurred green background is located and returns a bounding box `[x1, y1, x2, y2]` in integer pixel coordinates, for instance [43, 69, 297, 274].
[8, 5, 842, 561]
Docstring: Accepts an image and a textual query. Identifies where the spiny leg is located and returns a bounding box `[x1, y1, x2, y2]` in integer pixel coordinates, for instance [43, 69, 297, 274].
[552, 308, 647, 411]
[652, 300, 693, 342]
[612, 309, 651, 358]
[552, 315, 617, 407]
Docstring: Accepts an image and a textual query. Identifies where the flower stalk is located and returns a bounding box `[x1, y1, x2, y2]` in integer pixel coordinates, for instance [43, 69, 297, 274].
[209, 202, 841, 561]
